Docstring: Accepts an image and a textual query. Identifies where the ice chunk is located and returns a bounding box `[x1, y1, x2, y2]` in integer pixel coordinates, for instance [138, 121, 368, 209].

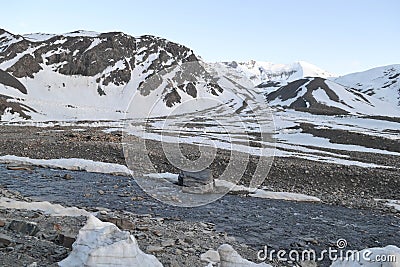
[330, 245, 400, 267]
[58, 215, 163, 267]
[218, 244, 271, 267]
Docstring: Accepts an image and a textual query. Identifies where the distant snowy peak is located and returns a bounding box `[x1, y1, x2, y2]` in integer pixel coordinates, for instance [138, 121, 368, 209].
[220, 60, 335, 86]
[22, 33, 57, 42]
[266, 77, 400, 117]
[22, 30, 101, 42]
[334, 64, 400, 106]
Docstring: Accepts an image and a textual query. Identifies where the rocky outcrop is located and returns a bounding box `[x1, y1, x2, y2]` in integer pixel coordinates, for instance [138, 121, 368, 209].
[6, 54, 42, 78]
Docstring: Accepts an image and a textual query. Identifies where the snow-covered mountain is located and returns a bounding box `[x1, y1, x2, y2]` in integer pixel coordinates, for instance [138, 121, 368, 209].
[265, 77, 400, 116]
[0, 29, 242, 121]
[334, 64, 400, 106]
[217, 60, 335, 87]
[0, 28, 399, 121]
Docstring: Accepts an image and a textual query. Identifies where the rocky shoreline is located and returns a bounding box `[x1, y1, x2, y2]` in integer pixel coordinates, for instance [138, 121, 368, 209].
[0, 188, 259, 267]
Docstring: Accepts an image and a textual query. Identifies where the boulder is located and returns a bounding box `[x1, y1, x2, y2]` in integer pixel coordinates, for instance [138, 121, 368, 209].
[0, 233, 13, 247]
[56, 233, 76, 249]
[8, 220, 39, 236]
[178, 169, 214, 194]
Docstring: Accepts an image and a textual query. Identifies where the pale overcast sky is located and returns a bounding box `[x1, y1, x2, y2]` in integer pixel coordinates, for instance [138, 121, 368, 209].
[1, 0, 399, 75]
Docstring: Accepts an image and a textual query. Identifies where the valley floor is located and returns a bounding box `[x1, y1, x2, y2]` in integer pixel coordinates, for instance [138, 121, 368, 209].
[0, 125, 399, 266]
[0, 125, 398, 211]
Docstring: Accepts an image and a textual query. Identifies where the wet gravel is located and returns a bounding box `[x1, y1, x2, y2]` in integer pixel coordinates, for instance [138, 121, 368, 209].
[1, 165, 399, 260]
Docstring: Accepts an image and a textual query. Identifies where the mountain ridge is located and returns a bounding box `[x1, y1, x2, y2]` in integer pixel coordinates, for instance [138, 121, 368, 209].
[0, 28, 242, 120]
[0, 28, 399, 121]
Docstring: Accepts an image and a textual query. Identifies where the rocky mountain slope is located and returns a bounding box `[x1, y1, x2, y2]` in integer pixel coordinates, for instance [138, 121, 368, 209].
[0, 29, 241, 121]
[265, 77, 400, 116]
[0, 28, 399, 121]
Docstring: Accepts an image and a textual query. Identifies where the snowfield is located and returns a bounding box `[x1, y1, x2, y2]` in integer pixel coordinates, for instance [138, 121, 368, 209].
[334, 64, 400, 106]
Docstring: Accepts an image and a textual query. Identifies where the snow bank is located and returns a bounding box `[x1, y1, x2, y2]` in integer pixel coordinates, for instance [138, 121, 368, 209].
[0, 155, 131, 176]
[202, 244, 271, 267]
[375, 199, 400, 212]
[0, 197, 90, 217]
[248, 190, 321, 202]
[385, 200, 400, 212]
[58, 215, 163, 267]
[330, 245, 400, 267]
[147, 173, 321, 202]
[215, 179, 320, 202]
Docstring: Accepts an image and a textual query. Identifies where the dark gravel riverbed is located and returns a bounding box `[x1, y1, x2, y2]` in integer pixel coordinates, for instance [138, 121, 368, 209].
[1, 164, 399, 261]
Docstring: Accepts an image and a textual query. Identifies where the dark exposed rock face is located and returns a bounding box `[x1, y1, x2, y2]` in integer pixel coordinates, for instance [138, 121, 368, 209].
[266, 78, 308, 102]
[0, 70, 27, 94]
[256, 81, 281, 88]
[164, 88, 182, 107]
[6, 54, 42, 78]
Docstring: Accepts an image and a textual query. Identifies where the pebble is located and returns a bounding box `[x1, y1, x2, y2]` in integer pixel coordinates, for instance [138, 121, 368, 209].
[62, 174, 73, 180]
[147, 245, 164, 253]
[186, 248, 196, 253]
[152, 230, 162, 237]
[161, 239, 175, 247]
[136, 225, 149, 231]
